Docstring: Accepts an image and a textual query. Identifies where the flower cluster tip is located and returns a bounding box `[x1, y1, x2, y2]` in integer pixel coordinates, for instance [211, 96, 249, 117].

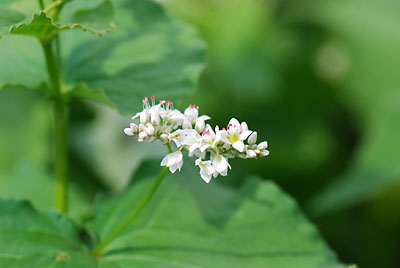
[124, 96, 269, 183]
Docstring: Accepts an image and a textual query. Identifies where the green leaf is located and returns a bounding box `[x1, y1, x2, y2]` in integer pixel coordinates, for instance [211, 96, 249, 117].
[0, 35, 46, 91]
[0, 199, 96, 267]
[0, 1, 115, 40]
[302, 0, 400, 214]
[90, 168, 352, 267]
[0, 166, 354, 267]
[0, 0, 115, 93]
[67, 82, 116, 108]
[64, 0, 205, 115]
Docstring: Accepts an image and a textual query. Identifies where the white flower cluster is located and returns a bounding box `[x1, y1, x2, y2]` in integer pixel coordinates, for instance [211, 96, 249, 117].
[124, 96, 269, 183]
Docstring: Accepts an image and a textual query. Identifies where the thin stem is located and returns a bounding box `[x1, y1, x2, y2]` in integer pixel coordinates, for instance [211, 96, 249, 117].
[41, 40, 68, 214]
[38, 0, 45, 10]
[91, 146, 172, 256]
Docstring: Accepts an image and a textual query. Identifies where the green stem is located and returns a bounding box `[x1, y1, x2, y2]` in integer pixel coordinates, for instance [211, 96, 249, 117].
[41, 40, 68, 214]
[91, 146, 172, 256]
[38, 0, 45, 10]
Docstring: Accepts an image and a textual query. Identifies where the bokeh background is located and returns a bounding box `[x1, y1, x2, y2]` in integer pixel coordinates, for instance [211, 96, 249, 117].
[1, 0, 399, 267]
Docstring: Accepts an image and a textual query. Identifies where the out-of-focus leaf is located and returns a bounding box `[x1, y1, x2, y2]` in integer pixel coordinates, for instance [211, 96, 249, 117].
[90, 168, 352, 267]
[0, 35, 46, 91]
[69, 103, 164, 191]
[64, 0, 205, 115]
[0, 90, 92, 223]
[0, 199, 96, 267]
[302, 0, 400, 213]
[67, 82, 115, 108]
[0, 0, 115, 93]
[0, 1, 114, 40]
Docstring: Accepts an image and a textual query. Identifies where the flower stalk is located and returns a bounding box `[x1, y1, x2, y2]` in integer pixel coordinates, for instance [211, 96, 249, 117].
[91, 145, 172, 257]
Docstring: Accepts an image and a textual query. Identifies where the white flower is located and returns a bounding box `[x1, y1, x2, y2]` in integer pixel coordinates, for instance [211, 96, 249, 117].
[183, 104, 210, 131]
[212, 154, 231, 176]
[125, 96, 270, 181]
[195, 158, 216, 183]
[161, 150, 183, 173]
[199, 124, 220, 152]
[220, 118, 252, 152]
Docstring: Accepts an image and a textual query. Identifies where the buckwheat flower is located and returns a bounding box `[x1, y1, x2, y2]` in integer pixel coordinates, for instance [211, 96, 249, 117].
[195, 158, 216, 183]
[183, 104, 210, 131]
[199, 124, 220, 152]
[124, 96, 269, 183]
[161, 150, 183, 173]
[212, 154, 231, 176]
[220, 118, 252, 152]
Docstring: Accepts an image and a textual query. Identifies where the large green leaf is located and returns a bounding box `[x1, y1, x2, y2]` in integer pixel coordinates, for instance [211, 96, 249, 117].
[89, 166, 352, 267]
[0, 171, 354, 267]
[64, 0, 205, 115]
[0, 200, 96, 267]
[301, 0, 400, 213]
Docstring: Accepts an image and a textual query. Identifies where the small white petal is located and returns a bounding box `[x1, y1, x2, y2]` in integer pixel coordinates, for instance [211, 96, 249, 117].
[239, 130, 252, 141]
[124, 128, 134, 136]
[246, 150, 257, 158]
[160, 134, 168, 144]
[241, 121, 248, 132]
[140, 109, 149, 124]
[145, 123, 155, 136]
[195, 118, 205, 133]
[248, 131, 257, 144]
[213, 155, 228, 173]
[182, 117, 192, 129]
[138, 131, 148, 141]
[257, 141, 268, 150]
[232, 141, 245, 152]
[259, 150, 270, 157]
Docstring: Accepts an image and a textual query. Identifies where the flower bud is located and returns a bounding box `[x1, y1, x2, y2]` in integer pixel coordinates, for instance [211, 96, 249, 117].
[138, 131, 148, 142]
[182, 117, 192, 129]
[257, 141, 268, 150]
[248, 131, 257, 145]
[246, 149, 257, 158]
[124, 128, 134, 136]
[160, 134, 169, 144]
[130, 123, 138, 133]
[195, 118, 205, 133]
[145, 123, 155, 136]
[259, 150, 270, 157]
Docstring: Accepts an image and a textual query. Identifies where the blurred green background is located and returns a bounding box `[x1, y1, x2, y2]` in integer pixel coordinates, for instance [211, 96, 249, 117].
[1, 0, 400, 267]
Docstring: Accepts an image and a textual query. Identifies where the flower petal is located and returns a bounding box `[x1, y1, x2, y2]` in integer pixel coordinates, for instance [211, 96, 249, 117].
[232, 141, 245, 152]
